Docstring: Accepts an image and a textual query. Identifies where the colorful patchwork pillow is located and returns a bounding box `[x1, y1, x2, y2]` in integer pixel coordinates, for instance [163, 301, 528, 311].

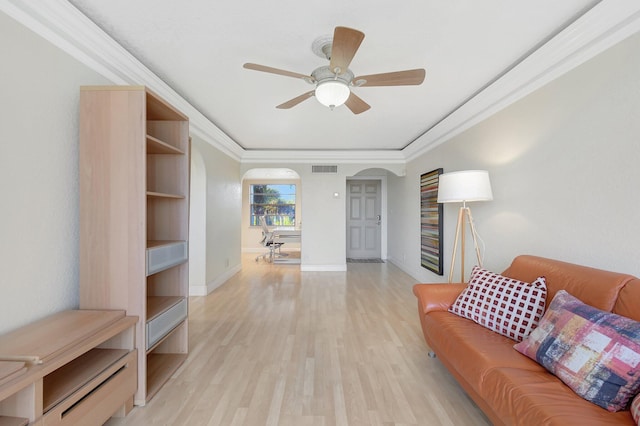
[448, 266, 547, 342]
[632, 393, 640, 425]
[514, 290, 640, 412]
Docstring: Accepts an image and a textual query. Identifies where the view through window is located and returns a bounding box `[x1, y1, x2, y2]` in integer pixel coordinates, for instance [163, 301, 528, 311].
[250, 184, 296, 226]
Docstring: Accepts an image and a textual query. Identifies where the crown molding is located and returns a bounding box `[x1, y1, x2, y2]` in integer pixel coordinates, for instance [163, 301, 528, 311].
[240, 149, 406, 164]
[0, 0, 244, 161]
[403, 0, 640, 162]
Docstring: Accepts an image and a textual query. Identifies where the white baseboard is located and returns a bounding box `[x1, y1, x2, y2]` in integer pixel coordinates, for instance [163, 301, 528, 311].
[387, 256, 422, 282]
[189, 263, 241, 296]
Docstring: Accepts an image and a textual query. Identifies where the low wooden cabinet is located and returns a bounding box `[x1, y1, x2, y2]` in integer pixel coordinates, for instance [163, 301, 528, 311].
[0, 310, 137, 425]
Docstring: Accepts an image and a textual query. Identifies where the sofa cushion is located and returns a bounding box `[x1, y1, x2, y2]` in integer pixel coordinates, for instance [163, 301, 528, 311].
[482, 367, 634, 425]
[632, 393, 640, 425]
[448, 266, 547, 342]
[423, 311, 544, 393]
[614, 279, 640, 322]
[514, 290, 640, 412]
[501, 255, 633, 312]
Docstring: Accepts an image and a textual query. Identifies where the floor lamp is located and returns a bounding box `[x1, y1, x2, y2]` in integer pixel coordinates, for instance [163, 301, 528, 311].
[437, 170, 493, 283]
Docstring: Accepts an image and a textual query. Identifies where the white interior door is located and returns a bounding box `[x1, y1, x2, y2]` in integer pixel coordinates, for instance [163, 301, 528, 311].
[346, 180, 381, 259]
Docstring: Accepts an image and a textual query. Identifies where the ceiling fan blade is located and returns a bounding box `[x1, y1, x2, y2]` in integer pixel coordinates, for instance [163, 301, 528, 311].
[344, 92, 370, 115]
[329, 27, 365, 74]
[243, 63, 310, 80]
[354, 68, 426, 87]
[276, 91, 315, 109]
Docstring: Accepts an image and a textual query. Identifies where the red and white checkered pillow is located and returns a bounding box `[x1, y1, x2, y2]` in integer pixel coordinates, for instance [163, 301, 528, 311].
[448, 266, 547, 342]
[632, 393, 640, 425]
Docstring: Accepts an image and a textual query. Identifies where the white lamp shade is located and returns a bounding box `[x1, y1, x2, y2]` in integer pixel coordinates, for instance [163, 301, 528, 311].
[315, 80, 350, 108]
[437, 170, 493, 203]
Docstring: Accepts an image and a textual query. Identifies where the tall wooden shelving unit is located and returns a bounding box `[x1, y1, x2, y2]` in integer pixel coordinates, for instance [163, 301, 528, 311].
[79, 86, 190, 405]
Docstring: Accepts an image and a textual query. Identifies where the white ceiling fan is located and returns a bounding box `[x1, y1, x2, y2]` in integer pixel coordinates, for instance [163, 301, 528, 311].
[243, 26, 426, 114]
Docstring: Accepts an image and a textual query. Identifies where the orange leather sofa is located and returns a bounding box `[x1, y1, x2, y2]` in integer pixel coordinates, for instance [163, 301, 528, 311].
[413, 255, 640, 425]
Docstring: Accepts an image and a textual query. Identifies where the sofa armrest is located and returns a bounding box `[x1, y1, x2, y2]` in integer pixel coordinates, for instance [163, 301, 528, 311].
[413, 283, 467, 314]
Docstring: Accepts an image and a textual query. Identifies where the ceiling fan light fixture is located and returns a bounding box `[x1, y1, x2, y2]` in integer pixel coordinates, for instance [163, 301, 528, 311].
[315, 80, 350, 109]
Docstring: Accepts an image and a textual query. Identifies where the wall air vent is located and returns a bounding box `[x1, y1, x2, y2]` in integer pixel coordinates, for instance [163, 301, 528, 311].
[312, 165, 338, 174]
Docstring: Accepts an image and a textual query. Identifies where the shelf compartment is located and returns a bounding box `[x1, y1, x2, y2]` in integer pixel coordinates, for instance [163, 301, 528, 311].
[147, 197, 188, 242]
[146, 135, 184, 155]
[146, 90, 188, 122]
[146, 151, 188, 198]
[146, 241, 188, 276]
[147, 264, 187, 301]
[146, 353, 187, 403]
[147, 120, 187, 154]
[146, 297, 187, 351]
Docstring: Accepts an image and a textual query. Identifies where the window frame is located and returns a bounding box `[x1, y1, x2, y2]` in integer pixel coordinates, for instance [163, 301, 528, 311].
[249, 183, 297, 227]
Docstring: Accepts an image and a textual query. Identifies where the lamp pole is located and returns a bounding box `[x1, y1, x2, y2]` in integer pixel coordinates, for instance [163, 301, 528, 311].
[448, 202, 484, 283]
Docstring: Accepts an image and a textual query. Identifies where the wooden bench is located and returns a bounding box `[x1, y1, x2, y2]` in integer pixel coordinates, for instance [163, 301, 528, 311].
[0, 310, 137, 425]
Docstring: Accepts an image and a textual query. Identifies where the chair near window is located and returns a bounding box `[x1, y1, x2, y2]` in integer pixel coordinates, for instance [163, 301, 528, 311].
[255, 216, 286, 262]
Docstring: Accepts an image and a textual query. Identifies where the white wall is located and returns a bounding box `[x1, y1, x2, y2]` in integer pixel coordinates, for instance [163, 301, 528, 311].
[389, 30, 640, 283]
[300, 171, 347, 270]
[192, 136, 242, 294]
[189, 146, 208, 295]
[0, 12, 110, 333]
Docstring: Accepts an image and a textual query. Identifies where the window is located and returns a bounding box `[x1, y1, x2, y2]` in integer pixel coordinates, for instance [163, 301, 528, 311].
[250, 184, 296, 226]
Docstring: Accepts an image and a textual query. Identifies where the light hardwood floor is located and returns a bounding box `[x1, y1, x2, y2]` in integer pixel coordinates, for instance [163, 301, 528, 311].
[106, 255, 490, 426]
